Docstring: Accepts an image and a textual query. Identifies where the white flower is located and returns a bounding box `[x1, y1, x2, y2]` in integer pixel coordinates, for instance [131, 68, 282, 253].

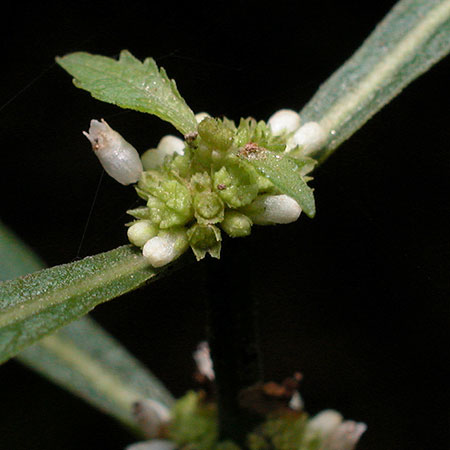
[305, 409, 343, 440]
[193, 341, 215, 381]
[268, 109, 301, 135]
[83, 119, 143, 185]
[246, 194, 302, 225]
[322, 420, 367, 450]
[287, 121, 327, 154]
[141, 135, 185, 170]
[125, 440, 176, 450]
[142, 229, 188, 267]
[132, 399, 171, 439]
[127, 221, 158, 248]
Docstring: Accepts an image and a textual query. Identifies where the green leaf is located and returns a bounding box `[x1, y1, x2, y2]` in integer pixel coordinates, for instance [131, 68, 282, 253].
[240, 150, 316, 218]
[300, 0, 450, 163]
[19, 316, 174, 431]
[0, 221, 174, 430]
[56, 50, 197, 135]
[0, 220, 45, 280]
[0, 245, 160, 365]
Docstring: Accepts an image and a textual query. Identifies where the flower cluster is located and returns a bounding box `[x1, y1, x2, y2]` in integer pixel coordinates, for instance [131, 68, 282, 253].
[84, 111, 326, 267]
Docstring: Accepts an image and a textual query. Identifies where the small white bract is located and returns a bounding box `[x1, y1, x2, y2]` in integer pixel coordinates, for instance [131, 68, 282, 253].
[83, 119, 143, 185]
[287, 121, 327, 154]
[268, 109, 301, 135]
[142, 229, 189, 267]
[247, 194, 302, 225]
[141, 135, 185, 170]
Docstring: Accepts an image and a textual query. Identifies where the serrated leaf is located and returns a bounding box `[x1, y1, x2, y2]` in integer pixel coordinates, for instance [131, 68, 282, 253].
[0, 245, 162, 365]
[239, 150, 316, 218]
[56, 50, 197, 135]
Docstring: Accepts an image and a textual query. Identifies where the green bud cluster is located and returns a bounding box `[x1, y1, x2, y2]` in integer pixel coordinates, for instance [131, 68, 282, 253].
[167, 390, 366, 450]
[127, 116, 315, 262]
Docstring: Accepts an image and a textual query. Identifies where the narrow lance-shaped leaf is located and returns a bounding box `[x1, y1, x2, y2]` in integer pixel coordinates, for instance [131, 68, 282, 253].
[300, 0, 450, 163]
[239, 148, 316, 218]
[56, 50, 198, 135]
[19, 316, 174, 431]
[0, 221, 174, 431]
[0, 245, 162, 365]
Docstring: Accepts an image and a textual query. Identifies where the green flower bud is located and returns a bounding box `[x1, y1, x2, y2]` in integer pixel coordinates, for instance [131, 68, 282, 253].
[190, 171, 212, 192]
[193, 191, 224, 224]
[197, 117, 234, 152]
[169, 391, 217, 449]
[220, 211, 252, 238]
[138, 170, 193, 228]
[146, 194, 191, 229]
[213, 163, 259, 208]
[170, 149, 193, 178]
[127, 220, 158, 247]
[187, 224, 222, 260]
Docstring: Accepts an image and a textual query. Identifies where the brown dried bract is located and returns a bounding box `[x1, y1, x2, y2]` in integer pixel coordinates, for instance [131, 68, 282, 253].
[184, 131, 198, 144]
[238, 372, 302, 416]
[238, 142, 267, 160]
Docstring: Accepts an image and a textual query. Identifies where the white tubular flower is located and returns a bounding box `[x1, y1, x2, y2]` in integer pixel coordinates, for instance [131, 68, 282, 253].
[246, 194, 302, 225]
[322, 420, 368, 450]
[142, 229, 188, 268]
[305, 409, 343, 441]
[287, 121, 327, 154]
[288, 391, 303, 411]
[83, 119, 143, 185]
[132, 399, 171, 439]
[141, 135, 185, 170]
[193, 341, 215, 381]
[127, 221, 158, 248]
[195, 112, 211, 123]
[125, 440, 176, 450]
[268, 109, 301, 135]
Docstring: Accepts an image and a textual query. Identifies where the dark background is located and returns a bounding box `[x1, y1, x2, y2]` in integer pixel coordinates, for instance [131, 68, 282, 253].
[1, 1, 449, 449]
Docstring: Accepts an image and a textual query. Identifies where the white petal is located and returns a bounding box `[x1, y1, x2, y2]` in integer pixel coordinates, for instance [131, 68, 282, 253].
[132, 399, 171, 438]
[322, 421, 367, 450]
[305, 409, 343, 440]
[83, 119, 143, 185]
[127, 221, 158, 248]
[125, 440, 176, 450]
[268, 109, 301, 135]
[142, 230, 188, 267]
[141, 135, 185, 170]
[247, 194, 301, 225]
[157, 135, 185, 155]
[193, 341, 215, 381]
[288, 121, 327, 154]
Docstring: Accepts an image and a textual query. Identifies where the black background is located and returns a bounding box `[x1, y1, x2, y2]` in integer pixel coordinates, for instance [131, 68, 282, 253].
[1, 1, 449, 449]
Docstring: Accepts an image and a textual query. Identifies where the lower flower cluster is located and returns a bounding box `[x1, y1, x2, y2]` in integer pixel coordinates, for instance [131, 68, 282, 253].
[126, 390, 367, 450]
